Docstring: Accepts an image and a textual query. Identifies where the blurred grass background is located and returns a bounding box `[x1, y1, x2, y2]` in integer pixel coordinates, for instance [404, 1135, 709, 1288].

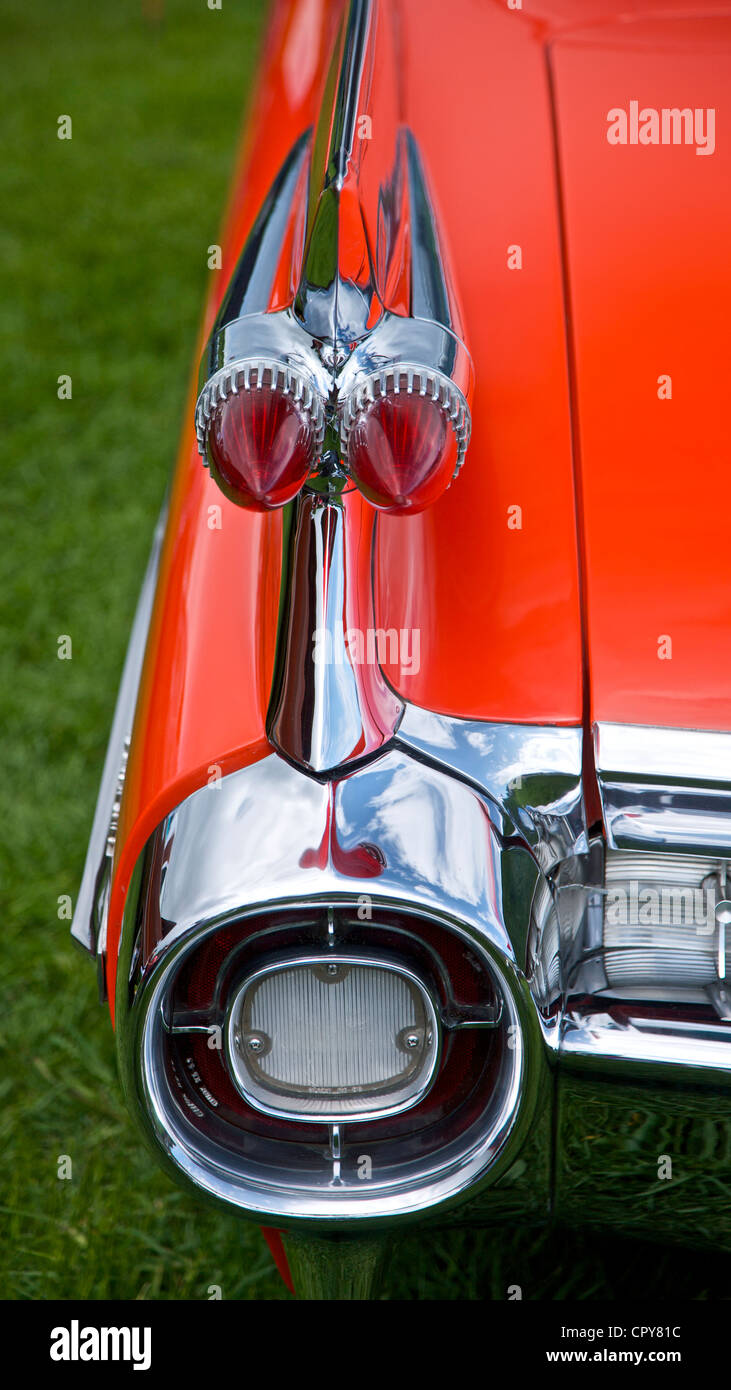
[0, 0, 728, 1300]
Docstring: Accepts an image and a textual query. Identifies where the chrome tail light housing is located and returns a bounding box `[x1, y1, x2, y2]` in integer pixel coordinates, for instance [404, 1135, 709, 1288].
[112, 736, 564, 1226]
[120, 901, 530, 1224]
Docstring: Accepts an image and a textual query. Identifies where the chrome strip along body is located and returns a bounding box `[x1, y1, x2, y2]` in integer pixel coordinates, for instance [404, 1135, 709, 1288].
[71, 506, 166, 959]
[267, 485, 404, 774]
[595, 720, 731, 855]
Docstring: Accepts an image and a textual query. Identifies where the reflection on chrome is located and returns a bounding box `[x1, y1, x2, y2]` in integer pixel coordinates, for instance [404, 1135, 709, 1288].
[267, 487, 403, 775]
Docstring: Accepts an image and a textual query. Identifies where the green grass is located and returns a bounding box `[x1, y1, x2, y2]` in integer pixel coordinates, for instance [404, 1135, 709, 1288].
[1, 0, 729, 1301]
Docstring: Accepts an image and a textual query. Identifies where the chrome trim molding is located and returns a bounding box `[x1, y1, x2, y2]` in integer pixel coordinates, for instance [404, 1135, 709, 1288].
[71, 506, 166, 958]
[595, 720, 731, 854]
[596, 721, 731, 785]
[141, 749, 517, 954]
[292, 0, 374, 346]
[281, 1231, 392, 1300]
[561, 1008, 731, 1078]
[267, 487, 404, 775]
[398, 707, 586, 868]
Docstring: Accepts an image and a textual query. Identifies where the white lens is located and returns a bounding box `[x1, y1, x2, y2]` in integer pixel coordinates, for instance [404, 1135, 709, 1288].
[225, 955, 440, 1120]
[603, 851, 728, 992]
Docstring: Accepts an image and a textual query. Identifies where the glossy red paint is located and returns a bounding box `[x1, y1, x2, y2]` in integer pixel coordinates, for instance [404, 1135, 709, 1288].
[375, 0, 583, 720]
[105, 432, 280, 1010]
[549, 9, 731, 730]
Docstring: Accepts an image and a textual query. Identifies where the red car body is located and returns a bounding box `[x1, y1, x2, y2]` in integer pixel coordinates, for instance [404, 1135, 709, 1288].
[74, 0, 731, 1297]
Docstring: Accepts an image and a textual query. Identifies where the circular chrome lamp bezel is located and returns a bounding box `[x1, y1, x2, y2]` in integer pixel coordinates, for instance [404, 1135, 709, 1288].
[338, 365, 472, 481]
[120, 900, 535, 1225]
[194, 358, 327, 467]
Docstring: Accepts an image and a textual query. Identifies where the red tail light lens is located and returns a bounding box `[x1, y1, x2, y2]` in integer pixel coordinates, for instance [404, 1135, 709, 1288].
[208, 388, 312, 510]
[342, 369, 470, 514]
[196, 363, 325, 511]
[348, 393, 456, 513]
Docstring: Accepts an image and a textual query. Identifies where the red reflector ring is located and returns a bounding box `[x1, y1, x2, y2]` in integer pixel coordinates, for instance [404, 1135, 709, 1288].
[195, 360, 326, 511]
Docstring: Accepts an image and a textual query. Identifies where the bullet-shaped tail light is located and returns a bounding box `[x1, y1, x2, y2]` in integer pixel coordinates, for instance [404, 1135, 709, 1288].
[340, 367, 471, 514]
[195, 360, 326, 511]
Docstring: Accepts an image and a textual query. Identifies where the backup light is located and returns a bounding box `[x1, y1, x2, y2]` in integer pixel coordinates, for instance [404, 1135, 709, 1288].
[225, 954, 440, 1121]
[602, 851, 730, 1005]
